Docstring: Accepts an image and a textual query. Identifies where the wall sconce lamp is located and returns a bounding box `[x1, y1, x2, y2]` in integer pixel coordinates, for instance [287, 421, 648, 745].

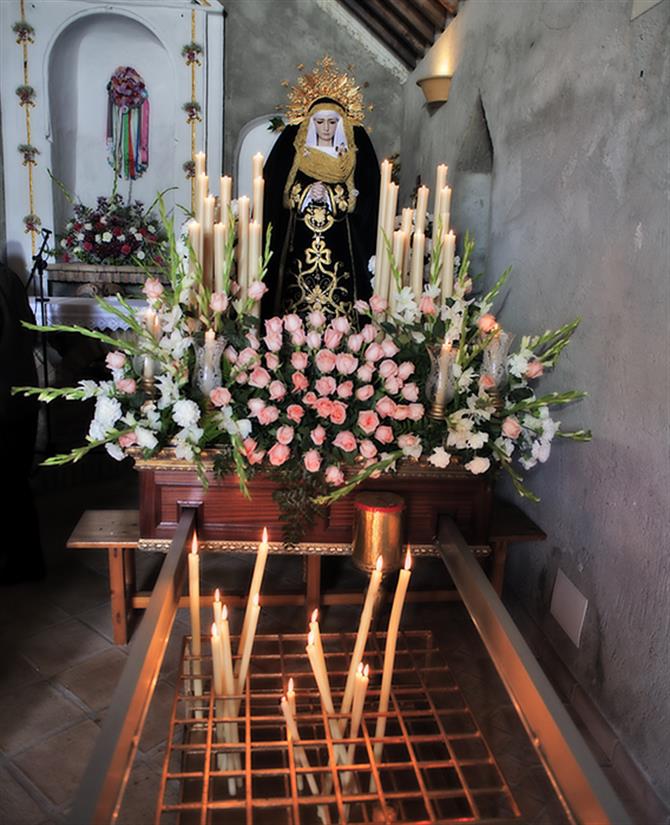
[416, 74, 452, 105]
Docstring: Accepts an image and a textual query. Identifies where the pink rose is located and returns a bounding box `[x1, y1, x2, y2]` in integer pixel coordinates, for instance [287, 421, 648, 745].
[291, 351, 309, 371]
[315, 349, 337, 373]
[526, 359, 544, 379]
[118, 432, 138, 448]
[359, 439, 378, 460]
[356, 384, 375, 402]
[347, 333, 364, 353]
[248, 280, 268, 301]
[336, 352, 358, 375]
[265, 317, 283, 336]
[379, 359, 398, 379]
[325, 465, 345, 486]
[311, 425, 327, 446]
[478, 313, 497, 333]
[237, 347, 259, 367]
[315, 397, 334, 418]
[265, 352, 279, 370]
[315, 376, 337, 396]
[381, 338, 400, 358]
[337, 381, 353, 399]
[268, 443, 290, 466]
[258, 405, 280, 425]
[502, 416, 522, 439]
[398, 433, 422, 458]
[364, 342, 384, 362]
[224, 346, 238, 364]
[210, 292, 229, 313]
[248, 398, 266, 417]
[249, 366, 271, 388]
[398, 362, 415, 380]
[286, 404, 305, 423]
[244, 438, 265, 465]
[393, 404, 409, 421]
[357, 363, 375, 383]
[116, 378, 136, 394]
[304, 449, 322, 473]
[374, 425, 394, 445]
[408, 403, 424, 420]
[332, 317, 351, 334]
[284, 314, 303, 334]
[334, 431, 357, 452]
[376, 396, 397, 417]
[361, 324, 377, 344]
[291, 329, 306, 346]
[358, 410, 380, 435]
[306, 331, 322, 349]
[235, 371, 249, 385]
[329, 400, 348, 425]
[307, 310, 326, 329]
[246, 332, 260, 350]
[369, 295, 388, 314]
[479, 373, 496, 391]
[276, 425, 295, 445]
[142, 277, 164, 301]
[210, 387, 232, 407]
[354, 299, 369, 314]
[291, 372, 309, 391]
[264, 332, 283, 353]
[303, 391, 318, 407]
[419, 294, 436, 316]
[106, 351, 126, 370]
[269, 380, 287, 400]
[401, 383, 419, 402]
[323, 328, 343, 349]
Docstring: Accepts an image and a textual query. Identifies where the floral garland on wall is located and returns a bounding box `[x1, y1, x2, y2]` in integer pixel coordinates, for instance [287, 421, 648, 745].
[182, 11, 204, 207]
[13, 2, 40, 251]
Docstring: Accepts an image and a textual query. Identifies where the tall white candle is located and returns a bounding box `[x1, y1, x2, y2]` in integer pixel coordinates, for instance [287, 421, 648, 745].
[441, 230, 456, 301]
[251, 152, 264, 181]
[188, 533, 203, 708]
[309, 609, 326, 680]
[188, 221, 202, 277]
[287, 676, 296, 718]
[280, 696, 321, 798]
[213, 223, 226, 293]
[202, 195, 215, 290]
[236, 196, 250, 300]
[220, 175, 232, 221]
[235, 593, 260, 697]
[195, 173, 208, 225]
[379, 182, 398, 303]
[211, 622, 224, 696]
[410, 231, 426, 301]
[374, 159, 393, 293]
[433, 164, 448, 219]
[194, 151, 206, 179]
[252, 176, 264, 229]
[389, 229, 405, 314]
[341, 557, 382, 716]
[373, 548, 412, 763]
[437, 185, 452, 222]
[414, 185, 429, 234]
[213, 587, 223, 630]
[306, 631, 348, 763]
[344, 662, 369, 786]
[247, 220, 262, 286]
[401, 208, 413, 279]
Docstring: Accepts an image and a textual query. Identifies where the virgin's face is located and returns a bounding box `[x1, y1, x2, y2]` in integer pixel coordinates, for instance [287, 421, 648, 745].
[313, 112, 339, 145]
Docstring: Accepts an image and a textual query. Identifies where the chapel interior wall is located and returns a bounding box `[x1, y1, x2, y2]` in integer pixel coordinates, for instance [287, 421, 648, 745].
[400, 0, 670, 805]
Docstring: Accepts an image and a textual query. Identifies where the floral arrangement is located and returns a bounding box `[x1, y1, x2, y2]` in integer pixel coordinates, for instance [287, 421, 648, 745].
[15, 84, 35, 107]
[58, 194, 167, 266]
[23, 213, 41, 234]
[18, 143, 39, 165]
[18, 198, 590, 543]
[12, 19, 35, 45]
[107, 67, 147, 110]
[181, 41, 203, 66]
[182, 100, 202, 124]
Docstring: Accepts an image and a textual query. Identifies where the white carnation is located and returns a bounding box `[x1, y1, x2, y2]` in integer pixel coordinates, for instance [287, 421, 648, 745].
[102, 231, 113, 243]
[172, 399, 201, 428]
[465, 456, 490, 475]
[94, 395, 122, 428]
[136, 427, 158, 450]
[427, 447, 451, 468]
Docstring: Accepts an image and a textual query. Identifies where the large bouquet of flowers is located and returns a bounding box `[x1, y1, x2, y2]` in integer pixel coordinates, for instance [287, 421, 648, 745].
[58, 193, 167, 266]
[19, 199, 590, 542]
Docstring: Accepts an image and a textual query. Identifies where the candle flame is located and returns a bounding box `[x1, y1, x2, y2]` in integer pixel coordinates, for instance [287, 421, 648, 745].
[357, 662, 363, 675]
[190, 534, 198, 555]
[375, 556, 382, 572]
[288, 677, 294, 693]
[311, 608, 319, 624]
[307, 630, 315, 647]
[222, 604, 228, 621]
[211, 622, 218, 637]
[363, 664, 370, 678]
[214, 588, 220, 602]
[404, 547, 412, 571]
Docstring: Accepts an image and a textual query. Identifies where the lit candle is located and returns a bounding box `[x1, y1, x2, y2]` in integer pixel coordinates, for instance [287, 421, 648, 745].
[188, 533, 203, 706]
[252, 175, 264, 229]
[236, 527, 268, 678]
[213, 587, 223, 630]
[195, 173, 208, 224]
[280, 695, 321, 797]
[433, 164, 448, 220]
[287, 676, 296, 718]
[374, 159, 393, 293]
[220, 175, 232, 221]
[441, 230, 456, 301]
[187, 221, 202, 277]
[211, 622, 224, 696]
[236, 196, 250, 300]
[202, 195, 216, 290]
[400, 208, 413, 279]
[251, 152, 264, 181]
[235, 592, 260, 697]
[219, 603, 239, 793]
[247, 220, 262, 287]
[378, 182, 398, 303]
[213, 223, 226, 293]
[306, 631, 348, 765]
[437, 185, 452, 224]
[414, 185, 429, 234]
[194, 151, 206, 179]
[389, 229, 405, 314]
[309, 609, 327, 682]
[341, 557, 382, 716]
[410, 231, 426, 301]
[343, 662, 369, 787]
[373, 548, 412, 764]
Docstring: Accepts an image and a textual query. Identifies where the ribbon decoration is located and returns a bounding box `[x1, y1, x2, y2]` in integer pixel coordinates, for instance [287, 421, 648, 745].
[106, 66, 150, 180]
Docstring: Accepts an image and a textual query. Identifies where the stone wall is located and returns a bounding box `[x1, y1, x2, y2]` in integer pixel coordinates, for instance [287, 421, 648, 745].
[220, 0, 405, 173]
[400, 0, 670, 805]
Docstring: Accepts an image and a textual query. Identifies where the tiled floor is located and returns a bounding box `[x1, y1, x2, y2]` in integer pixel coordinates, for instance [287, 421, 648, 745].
[0, 456, 639, 824]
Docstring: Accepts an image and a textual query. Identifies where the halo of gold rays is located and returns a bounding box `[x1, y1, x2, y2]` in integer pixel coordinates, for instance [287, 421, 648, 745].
[284, 56, 365, 125]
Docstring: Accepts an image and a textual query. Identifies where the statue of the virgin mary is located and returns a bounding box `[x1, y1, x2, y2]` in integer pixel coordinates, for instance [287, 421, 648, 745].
[262, 58, 380, 320]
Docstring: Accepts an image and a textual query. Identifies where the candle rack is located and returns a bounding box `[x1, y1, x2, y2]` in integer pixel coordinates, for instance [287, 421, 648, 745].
[156, 630, 521, 825]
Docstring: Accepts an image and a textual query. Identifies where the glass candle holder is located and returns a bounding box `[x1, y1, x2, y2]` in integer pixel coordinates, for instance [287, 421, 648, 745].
[482, 330, 514, 388]
[194, 335, 225, 397]
[426, 340, 457, 420]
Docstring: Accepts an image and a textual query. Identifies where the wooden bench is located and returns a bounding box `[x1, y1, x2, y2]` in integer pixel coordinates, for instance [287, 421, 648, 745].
[67, 501, 545, 644]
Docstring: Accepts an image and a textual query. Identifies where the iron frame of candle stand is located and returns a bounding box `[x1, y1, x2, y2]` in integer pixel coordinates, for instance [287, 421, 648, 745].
[154, 630, 523, 825]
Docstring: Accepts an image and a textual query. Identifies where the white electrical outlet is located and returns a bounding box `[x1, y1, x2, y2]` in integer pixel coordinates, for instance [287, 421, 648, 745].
[550, 569, 589, 647]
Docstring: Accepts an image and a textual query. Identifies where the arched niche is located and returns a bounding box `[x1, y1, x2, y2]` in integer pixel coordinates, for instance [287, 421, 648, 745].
[234, 115, 283, 200]
[48, 12, 176, 233]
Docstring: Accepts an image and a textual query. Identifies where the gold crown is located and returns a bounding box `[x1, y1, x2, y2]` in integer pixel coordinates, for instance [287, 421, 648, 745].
[283, 56, 365, 125]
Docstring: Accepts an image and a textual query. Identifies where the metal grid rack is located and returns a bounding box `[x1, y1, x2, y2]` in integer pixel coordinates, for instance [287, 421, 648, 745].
[156, 630, 521, 825]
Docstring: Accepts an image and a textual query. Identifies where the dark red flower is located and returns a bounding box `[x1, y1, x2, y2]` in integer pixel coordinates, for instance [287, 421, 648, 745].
[112, 226, 123, 236]
[121, 243, 131, 255]
[82, 241, 93, 251]
[62, 253, 70, 262]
